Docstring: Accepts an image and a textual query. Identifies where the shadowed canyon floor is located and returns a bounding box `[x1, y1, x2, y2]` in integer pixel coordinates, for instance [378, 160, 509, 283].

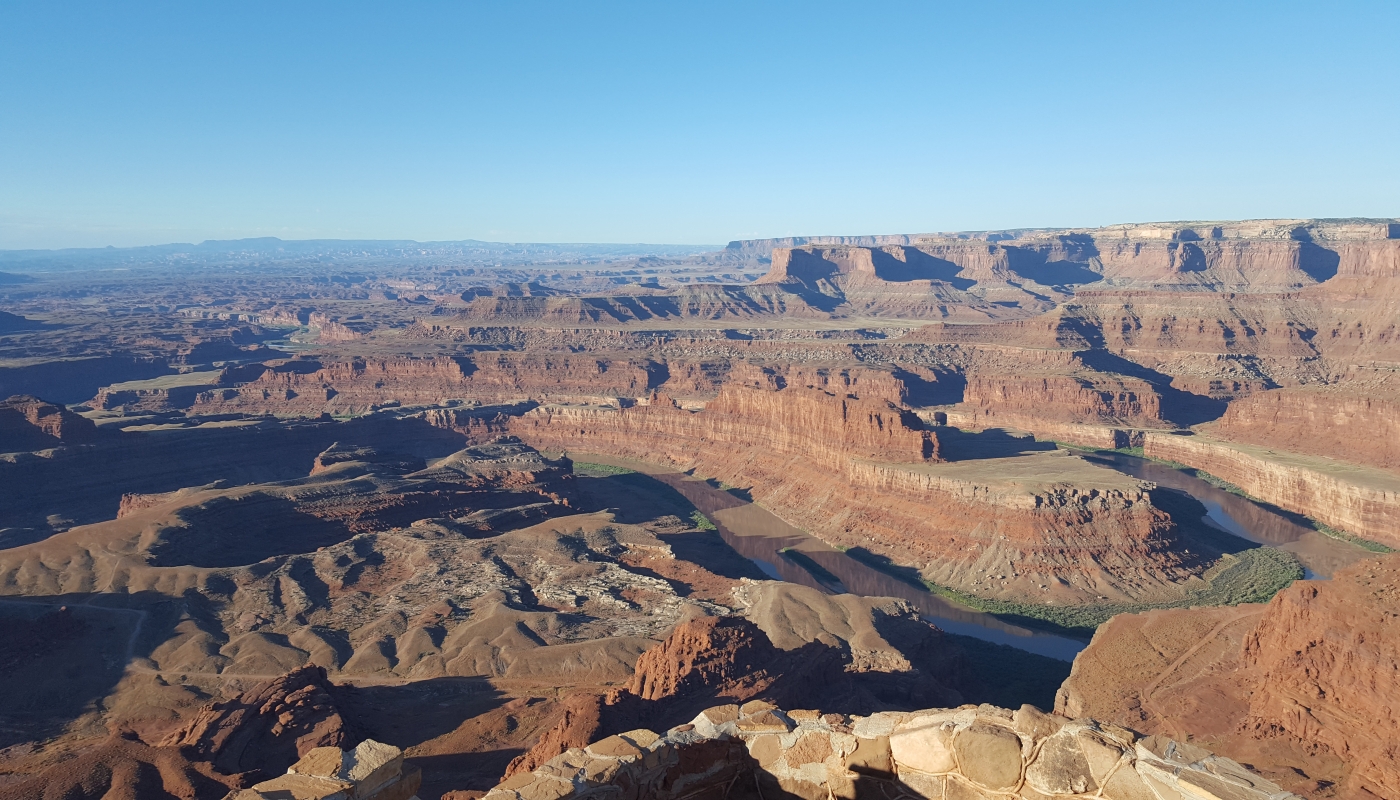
[0, 220, 1397, 799]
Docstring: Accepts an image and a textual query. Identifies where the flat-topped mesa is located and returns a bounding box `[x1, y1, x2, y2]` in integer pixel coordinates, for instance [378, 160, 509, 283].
[485, 701, 1300, 800]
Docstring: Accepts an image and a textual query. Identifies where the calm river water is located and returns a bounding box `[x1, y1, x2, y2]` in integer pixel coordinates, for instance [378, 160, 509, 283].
[590, 451, 1368, 663]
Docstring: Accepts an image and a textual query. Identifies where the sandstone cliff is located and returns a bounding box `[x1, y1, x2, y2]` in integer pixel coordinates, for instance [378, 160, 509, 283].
[1143, 431, 1400, 548]
[1214, 384, 1400, 470]
[0, 394, 98, 451]
[189, 354, 663, 414]
[1239, 555, 1400, 798]
[513, 387, 1198, 604]
[961, 373, 1164, 426]
[489, 700, 1301, 800]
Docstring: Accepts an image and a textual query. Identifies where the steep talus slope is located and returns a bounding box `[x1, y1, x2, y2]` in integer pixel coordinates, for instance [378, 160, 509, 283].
[1056, 554, 1400, 798]
[1238, 555, 1400, 798]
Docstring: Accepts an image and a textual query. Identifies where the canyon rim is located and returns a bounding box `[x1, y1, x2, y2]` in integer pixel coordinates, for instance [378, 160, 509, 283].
[0, 219, 1397, 799]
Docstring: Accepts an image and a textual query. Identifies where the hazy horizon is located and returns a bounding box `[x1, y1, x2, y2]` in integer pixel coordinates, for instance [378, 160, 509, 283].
[3, 1, 1398, 250]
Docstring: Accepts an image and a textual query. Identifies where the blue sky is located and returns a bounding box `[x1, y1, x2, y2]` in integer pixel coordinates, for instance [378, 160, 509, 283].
[2, 1, 1397, 249]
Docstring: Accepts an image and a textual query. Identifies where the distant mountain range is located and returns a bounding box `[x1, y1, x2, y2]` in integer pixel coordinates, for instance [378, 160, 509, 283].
[0, 237, 722, 272]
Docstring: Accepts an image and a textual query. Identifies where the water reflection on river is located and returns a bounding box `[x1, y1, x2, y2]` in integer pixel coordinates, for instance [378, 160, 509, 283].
[1083, 453, 1369, 580]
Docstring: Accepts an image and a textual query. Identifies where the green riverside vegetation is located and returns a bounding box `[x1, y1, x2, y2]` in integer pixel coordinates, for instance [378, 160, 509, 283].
[920, 547, 1302, 635]
[571, 461, 636, 477]
[690, 511, 717, 531]
[843, 538, 1303, 638]
[1055, 443, 1396, 554]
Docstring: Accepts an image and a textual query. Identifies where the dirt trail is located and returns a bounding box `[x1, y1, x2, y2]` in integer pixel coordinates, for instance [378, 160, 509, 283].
[1137, 605, 1264, 738]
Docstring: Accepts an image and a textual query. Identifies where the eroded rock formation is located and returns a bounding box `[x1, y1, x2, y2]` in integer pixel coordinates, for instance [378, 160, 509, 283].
[0, 394, 97, 451]
[230, 738, 421, 800]
[1144, 431, 1400, 548]
[514, 387, 1198, 603]
[163, 664, 353, 780]
[505, 590, 971, 784]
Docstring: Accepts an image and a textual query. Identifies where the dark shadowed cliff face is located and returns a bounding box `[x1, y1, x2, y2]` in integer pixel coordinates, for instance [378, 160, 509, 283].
[0, 394, 98, 451]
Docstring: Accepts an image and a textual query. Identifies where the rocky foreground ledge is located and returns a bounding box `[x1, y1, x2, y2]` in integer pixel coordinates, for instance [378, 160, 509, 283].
[228, 739, 421, 800]
[486, 701, 1297, 800]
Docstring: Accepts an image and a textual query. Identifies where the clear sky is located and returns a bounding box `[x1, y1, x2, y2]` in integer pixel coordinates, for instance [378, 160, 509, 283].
[2, 1, 1397, 249]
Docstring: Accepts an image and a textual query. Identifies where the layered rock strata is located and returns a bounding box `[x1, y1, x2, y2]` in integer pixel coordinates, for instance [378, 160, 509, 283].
[1143, 431, 1400, 548]
[513, 387, 1196, 603]
[961, 374, 1163, 426]
[0, 394, 98, 451]
[486, 701, 1300, 800]
[518, 385, 938, 465]
[1214, 384, 1400, 470]
[189, 355, 662, 415]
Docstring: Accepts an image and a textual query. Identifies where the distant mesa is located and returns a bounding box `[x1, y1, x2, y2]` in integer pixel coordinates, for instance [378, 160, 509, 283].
[0, 394, 98, 451]
[0, 310, 41, 330]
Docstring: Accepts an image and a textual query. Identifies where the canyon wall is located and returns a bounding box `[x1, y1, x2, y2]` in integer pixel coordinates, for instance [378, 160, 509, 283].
[520, 385, 937, 466]
[1239, 556, 1400, 799]
[961, 374, 1164, 426]
[1214, 385, 1400, 470]
[189, 355, 663, 414]
[0, 394, 98, 451]
[1143, 432, 1400, 548]
[513, 387, 1196, 604]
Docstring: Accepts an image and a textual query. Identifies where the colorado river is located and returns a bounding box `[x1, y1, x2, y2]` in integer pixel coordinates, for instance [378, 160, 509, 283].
[641, 471, 1090, 662]
[572, 448, 1370, 664]
[1083, 452, 1371, 580]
